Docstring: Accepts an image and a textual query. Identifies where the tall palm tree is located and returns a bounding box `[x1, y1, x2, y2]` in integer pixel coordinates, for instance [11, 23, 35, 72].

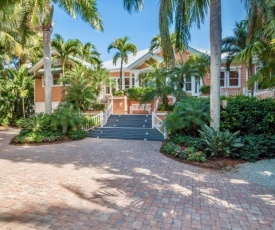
[123, 0, 222, 130]
[222, 20, 248, 69]
[51, 34, 79, 89]
[107, 36, 137, 90]
[3, 0, 103, 114]
[209, 0, 222, 130]
[77, 42, 101, 67]
[123, 0, 208, 63]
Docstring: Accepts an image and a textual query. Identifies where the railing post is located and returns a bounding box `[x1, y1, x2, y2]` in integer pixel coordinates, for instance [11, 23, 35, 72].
[100, 112, 104, 127]
[163, 125, 167, 139]
[152, 112, 155, 128]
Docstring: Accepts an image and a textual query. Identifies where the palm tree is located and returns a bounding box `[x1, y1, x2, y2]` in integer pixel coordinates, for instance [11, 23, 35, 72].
[77, 42, 101, 67]
[2, 0, 103, 114]
[139, 63, 174, 110]
[123, 0, 222, 130]
[209, 0, 222, 130]
[51, 34, 79, 91]
[107, 36, 137, 90]
[6, 66, 33, 118]
[123, 0, 208, 63]
[63, 65, 97, 110]
[222, 20, 248, 69]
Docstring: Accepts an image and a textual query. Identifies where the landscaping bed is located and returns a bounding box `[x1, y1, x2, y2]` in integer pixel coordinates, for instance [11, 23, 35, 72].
[161, 96, 275, 170]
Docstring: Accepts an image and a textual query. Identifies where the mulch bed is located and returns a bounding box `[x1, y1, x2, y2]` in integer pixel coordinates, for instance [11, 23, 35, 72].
[161, 151, 245, 171]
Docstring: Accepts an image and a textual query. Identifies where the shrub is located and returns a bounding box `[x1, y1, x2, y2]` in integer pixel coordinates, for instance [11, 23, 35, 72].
[199, 125, 243, 158]
[221, 96, 275, 135]
[16, 113, 51, 132]
[237, 134, 275, 161]
[113, 90, 126, 96]
[91, 103, 106, 111]
[69, 129, 87, 140]
[158, 103, 174, 111]
[170, 134, 205, 151]
[127, 87, 154, 101]
[14, 130, 64, 144]
[50, 103, 85, 135]
[200, 85, 210, 94]
[166, 97, 210, 136]
[161, 141, 181, 157]
[185, 147, 206, 162]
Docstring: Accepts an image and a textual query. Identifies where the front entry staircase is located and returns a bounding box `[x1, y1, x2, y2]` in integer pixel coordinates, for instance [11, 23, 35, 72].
[88, 115, 164, 141]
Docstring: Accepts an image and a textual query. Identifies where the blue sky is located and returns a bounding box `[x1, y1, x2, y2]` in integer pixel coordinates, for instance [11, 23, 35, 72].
[53, 0, 247, 61]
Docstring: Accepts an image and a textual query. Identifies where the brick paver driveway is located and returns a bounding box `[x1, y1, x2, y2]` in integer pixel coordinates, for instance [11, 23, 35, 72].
[0, 129, 274, 230]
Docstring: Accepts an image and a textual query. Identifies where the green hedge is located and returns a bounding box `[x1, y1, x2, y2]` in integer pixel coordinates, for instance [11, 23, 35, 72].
[237, 134, 275, 161]
[126, 87, 154, 101]
[221, 96, 275, 135]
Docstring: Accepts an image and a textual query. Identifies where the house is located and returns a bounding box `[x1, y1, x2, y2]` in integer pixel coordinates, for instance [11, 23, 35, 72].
[29, 50, 94, 113]
[29, 47, 263, 114]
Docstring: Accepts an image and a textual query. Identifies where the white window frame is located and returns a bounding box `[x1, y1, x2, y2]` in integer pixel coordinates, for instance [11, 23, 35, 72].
[42, 73, 62, 87]
[227, 66, 241, 88]
[220, 68, 226, 88]
[184, 76, 192, 92]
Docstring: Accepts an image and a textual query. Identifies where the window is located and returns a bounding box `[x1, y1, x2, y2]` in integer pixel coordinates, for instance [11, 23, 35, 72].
[125, 78, 130, 89]
[229, 70, 239, 86]
[53, 74, 61, 86]
[185, 76, 192, 91]
[42, 73, 62, 87]
[220, 71, 225, 87]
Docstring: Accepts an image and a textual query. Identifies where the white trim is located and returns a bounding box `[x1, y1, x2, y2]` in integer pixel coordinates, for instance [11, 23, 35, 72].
[227, 66, 241, 88]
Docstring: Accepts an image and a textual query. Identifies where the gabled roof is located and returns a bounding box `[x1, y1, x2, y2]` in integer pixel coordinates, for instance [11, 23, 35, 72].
[29, 50, 94, 74]
[102, 47, 212, 71]
[102, 48, 160, 71]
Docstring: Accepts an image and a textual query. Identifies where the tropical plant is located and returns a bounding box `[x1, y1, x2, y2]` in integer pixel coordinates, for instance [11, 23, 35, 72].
[16, 113, 51, 132]
[51, 34, 79, 83]
[199, 125, 243, 158]
[77, 41, 101, 67]
[123, 0, 221, 130]
[6, 66, 33, 118]
[139, 63, 174, 110]
[126, 87, 154, 101]
[107, 36, 137, 90]
[63, 65, 97, 110]
[50, 103, 85, 135]
[166, 98, 210, 136]
[2, 0, 103, 114]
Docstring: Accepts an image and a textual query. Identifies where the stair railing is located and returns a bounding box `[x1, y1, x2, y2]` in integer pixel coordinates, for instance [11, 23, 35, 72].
[102, 100, 113, 126]
[152, 112, 167, 139]
[83, 112, 103, 131]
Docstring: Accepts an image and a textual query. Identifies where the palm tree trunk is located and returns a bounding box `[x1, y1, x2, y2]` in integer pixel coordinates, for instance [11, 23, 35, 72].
[210, 0, 221, 130]
[119, 59, 123, 90]
[22, 97, 25, 118]
[43, 28, 53, 114]
[62, 62, 67, 94]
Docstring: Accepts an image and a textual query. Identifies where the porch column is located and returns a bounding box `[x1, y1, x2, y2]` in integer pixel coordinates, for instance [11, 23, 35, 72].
[116, 78, 119, 91]
[122, 71, 125, 90]
[129, 71, 132, 88]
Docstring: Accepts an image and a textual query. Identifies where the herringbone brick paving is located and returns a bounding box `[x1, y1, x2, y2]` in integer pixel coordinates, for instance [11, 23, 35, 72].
[0, 129, 274, 230]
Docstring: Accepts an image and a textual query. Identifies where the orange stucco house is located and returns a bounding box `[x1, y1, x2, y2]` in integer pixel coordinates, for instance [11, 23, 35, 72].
[29, 47, 257, 113]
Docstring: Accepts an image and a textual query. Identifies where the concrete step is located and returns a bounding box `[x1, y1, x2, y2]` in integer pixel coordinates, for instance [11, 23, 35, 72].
[88, 127, 164, 141]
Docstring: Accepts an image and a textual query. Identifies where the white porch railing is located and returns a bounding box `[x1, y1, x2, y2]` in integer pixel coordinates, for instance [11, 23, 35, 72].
[102, 101, 113, 126]
[82, 112, 103, 131]
[152, 112, 167, 139]
[221, 88, 275, 99]
[130, 103, 151, 114]
[255, 89, 275, 99]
